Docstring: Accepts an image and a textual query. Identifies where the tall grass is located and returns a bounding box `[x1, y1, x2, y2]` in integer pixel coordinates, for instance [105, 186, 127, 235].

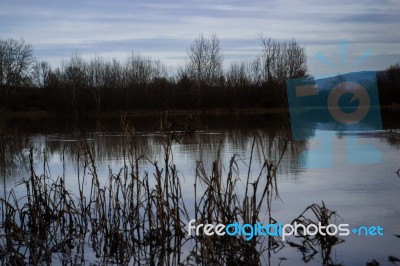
[0, 115, 345, 265]
[187, 133, 285, 265]
[0, 147, 86, 264]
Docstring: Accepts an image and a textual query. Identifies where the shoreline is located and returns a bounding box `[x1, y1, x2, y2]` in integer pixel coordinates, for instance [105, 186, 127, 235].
[0, 108, 289, 119]
[1, 104, 399, 119]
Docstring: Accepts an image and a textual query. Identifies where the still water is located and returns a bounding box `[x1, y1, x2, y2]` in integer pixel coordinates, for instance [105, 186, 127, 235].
[1, 112, 399, 265]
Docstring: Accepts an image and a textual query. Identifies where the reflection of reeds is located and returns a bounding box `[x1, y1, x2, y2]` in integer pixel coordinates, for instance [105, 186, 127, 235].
[289, 202, 344, 265]
[189, 134, 285, 265]
[0, 115, 348, 265]
[75, 117, 189, 264]
[0, 147, 86, 264]
[1, 117, 188, 264]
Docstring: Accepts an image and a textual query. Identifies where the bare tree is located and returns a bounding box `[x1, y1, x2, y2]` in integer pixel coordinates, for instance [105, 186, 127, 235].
[126, 52, 153, 87]
[186, 34, 223, 87]
[258, 36, 307, 84]
[62, 54, 87, 115]
[386, 63, 400, 104]
[0, 38, 34, 97]
[226, 60, 249, 89]
[258, 35, 276, 84]
[150, 59, 167, 82]
[104, 58, 124, 89]
[31, 61, 51, 88]
[256, 36, 308, 104]
[247, 57, 263, 87]
[286, 39, 307, 79]
[88, 55, 106, 114]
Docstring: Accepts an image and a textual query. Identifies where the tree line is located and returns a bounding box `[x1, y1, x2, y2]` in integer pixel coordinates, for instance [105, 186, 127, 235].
[0, 35, 398, 116]
[0, 35, 308, 115]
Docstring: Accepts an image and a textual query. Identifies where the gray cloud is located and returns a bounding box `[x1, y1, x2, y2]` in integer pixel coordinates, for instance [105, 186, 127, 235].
[0, 0, 399, 74]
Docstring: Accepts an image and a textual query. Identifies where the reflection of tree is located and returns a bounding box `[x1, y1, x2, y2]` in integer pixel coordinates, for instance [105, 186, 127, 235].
[3, 110, 400, 186]
[3, 114, 396, 265]
[0, 120, 29, 182]
[381, 131, 400, 148]
[0, 113, 308, 182]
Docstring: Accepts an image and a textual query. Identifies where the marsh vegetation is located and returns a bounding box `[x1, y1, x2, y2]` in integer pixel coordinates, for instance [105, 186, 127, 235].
[0, 113, 399, 265]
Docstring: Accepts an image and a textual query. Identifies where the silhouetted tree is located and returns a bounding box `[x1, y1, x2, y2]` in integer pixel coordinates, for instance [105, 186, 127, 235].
[178, 34, 224, 108]
[226, 60, 249, 89]
[386, 63, 400, 104]
[88, 56, 106, 114]
[31, 61, 51, 88]
[247, 57, 263, 87]
[258, 36, 307, 83]
[185, 34, 223, 87]
[257, 36, 308, 105]
[258, 36, 276, 84]
[0, 35, 311, 113]
[0, 38, 34, 105]
[0, 38, 34, 87]
[62, 54, 88, 115]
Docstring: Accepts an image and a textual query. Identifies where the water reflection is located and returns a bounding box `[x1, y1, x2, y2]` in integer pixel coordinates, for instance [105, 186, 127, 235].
[0, 113, 305, 185]
[0, 111, 399, 265]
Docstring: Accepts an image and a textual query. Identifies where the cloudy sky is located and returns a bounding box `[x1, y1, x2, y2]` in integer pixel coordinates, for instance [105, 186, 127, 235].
[1, 0, 399, 76]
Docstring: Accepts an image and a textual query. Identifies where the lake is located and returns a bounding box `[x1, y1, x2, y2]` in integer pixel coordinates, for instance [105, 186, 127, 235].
[0, 111, 399, 265]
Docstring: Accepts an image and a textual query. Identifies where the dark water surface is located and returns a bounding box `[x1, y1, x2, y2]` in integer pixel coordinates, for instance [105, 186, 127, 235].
[1, 112, 399, 265]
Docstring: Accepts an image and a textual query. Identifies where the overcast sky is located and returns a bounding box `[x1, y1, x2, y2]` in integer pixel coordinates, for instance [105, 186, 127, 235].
[1, 0, 399, 76]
